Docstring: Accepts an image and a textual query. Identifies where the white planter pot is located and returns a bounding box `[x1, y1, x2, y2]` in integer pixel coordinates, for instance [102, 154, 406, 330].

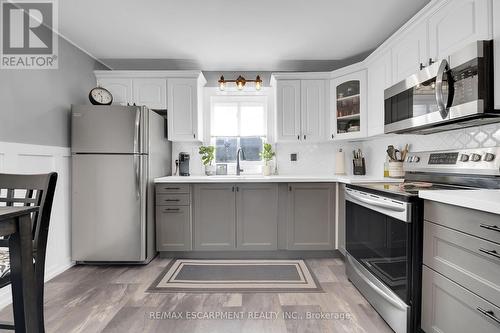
[205, 165, 216, 176]
[388, 161, 405, 178]
[262, 165, 272, 176]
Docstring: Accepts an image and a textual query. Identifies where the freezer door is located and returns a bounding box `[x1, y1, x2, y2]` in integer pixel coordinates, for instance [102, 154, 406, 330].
[72, 154, 147, 262]
[71, 105, 148, 154]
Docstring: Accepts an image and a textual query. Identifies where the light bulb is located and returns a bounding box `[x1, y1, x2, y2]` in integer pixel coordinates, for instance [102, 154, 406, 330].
[218, 75, 225, 91]
[237, 81, 244, 90]
[255, 75, 262, 90]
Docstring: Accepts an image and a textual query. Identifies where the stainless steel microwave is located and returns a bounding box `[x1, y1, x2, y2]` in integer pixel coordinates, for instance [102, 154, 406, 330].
[384, 40, 499, 134]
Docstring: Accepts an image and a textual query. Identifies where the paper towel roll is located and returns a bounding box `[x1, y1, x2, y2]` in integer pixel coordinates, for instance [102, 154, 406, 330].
[335, 149, 345, 175]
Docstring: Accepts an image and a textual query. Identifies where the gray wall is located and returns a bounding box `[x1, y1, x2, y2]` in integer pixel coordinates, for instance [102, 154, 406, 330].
[0, 37, 107, 147]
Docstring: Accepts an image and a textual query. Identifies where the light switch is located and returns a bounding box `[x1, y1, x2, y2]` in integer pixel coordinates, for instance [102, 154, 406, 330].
[290, 153, 297, 161]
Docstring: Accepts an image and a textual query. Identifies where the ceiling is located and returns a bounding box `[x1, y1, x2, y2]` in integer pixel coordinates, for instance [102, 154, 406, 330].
[59, 0, 430, 71]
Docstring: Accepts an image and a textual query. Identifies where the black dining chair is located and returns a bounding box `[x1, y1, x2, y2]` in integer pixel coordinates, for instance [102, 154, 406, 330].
[0, 172, 58, 331]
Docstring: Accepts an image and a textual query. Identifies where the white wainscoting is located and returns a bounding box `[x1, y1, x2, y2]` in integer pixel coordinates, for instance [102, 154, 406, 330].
[0, 141, 73, 310]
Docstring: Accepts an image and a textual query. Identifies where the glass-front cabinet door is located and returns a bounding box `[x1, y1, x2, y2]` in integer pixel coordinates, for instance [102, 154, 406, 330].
[330, 70, 367, 140]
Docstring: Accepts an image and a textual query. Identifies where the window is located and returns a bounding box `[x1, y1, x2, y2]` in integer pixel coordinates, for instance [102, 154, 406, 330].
[210, 98, 267, 172]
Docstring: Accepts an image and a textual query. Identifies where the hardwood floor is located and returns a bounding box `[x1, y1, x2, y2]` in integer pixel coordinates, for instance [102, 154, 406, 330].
[0, 258, 393, 333]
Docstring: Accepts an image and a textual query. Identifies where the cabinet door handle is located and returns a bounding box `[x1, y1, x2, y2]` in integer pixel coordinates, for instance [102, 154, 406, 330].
[288, 186, 292, 192]
[331, 134, 334, 139]
[232, 186, 235, 192]
[164, 208, 180, 213]
[477, 307, 500, 325]
[193, 133, 196, 139]
[163, 187, 180, 190]
[303, 135, 307, 140]
[297, 135, 300, 140]
[236, 186, 239, 192]
[480, 224, 500, 233]
[164, 199, 180, 202]
[479, 248, 500, 260]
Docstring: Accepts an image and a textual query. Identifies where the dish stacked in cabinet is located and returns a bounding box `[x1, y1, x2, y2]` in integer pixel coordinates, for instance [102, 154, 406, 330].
[421, 201, 500, 333]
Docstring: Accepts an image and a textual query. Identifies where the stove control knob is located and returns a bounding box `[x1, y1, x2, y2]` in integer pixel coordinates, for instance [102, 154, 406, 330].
[471, 153, 482, 162]
[484, 153, 496, 162]
[460, 154, 470, 162]
[413, 156, 420, 163]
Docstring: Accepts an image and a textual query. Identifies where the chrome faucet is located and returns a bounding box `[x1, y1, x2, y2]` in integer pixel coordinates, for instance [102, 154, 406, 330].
[236, 147, 245, 175]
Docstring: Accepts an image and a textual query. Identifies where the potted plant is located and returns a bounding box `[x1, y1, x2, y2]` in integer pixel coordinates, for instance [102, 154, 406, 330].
[199, 145, 215, 176]
[260, 143, 275, 176]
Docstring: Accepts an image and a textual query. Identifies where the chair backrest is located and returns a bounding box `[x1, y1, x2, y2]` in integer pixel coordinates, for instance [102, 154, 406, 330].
[0, 173, 58, 260]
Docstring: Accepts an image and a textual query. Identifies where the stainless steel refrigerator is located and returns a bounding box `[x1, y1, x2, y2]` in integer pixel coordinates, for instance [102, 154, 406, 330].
[71, 105, 171, 263]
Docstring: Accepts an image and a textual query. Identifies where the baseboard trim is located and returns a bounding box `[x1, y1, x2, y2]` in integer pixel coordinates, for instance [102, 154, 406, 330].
[159, 250, 341, 259]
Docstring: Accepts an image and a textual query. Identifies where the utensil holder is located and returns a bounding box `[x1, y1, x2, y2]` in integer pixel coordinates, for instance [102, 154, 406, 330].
[388, 161, 405, 178]
[353, 158, 366, 175]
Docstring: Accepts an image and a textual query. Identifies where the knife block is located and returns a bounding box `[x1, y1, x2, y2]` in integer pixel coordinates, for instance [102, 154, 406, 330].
[353, 158, 366, 175]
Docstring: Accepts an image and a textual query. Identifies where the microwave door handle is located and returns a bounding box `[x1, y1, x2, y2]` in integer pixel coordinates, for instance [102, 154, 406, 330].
[345, 190, 405, 212]
[435, 59, 450, 119]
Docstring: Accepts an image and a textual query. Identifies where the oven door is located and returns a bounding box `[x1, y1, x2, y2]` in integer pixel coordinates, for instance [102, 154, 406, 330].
[345, 187, 412, 303]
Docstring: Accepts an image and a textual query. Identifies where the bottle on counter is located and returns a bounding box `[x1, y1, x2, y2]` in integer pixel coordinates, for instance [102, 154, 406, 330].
[384, 156, 390, 178]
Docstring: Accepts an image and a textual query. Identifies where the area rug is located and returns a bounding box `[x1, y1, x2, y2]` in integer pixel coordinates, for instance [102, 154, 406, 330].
[147, 259, 323, 293]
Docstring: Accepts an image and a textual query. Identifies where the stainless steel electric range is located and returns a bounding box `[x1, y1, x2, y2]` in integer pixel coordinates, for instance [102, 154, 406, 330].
[344, 146, 500, 333]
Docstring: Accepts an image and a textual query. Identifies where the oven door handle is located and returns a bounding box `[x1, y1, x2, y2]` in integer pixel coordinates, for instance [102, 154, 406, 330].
[345, 190, 406, 212]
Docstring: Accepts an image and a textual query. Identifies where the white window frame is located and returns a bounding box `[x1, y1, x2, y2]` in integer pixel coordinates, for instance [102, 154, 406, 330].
[207, 93, 270, 173]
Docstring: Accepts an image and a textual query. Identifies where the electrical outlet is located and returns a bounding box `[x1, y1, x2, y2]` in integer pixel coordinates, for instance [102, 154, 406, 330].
[290, 153, 297, 161]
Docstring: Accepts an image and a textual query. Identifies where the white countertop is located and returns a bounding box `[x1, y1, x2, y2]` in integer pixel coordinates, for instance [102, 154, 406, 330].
[154, 174, 403, 184]
[419, 189, 500, 215]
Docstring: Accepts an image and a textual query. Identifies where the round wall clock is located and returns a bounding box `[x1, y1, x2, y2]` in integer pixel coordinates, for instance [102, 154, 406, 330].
[89, 87, 113, 105]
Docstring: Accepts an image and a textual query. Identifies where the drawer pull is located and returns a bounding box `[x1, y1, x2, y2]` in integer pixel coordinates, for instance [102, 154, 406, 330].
[164, 199, 180, 202]
[480, 223, 500, 233]
[164, 208, 180, 213]
[479, 248, 500, 260]
[163, 187, 180, 190]
[477, 307, 500, 325]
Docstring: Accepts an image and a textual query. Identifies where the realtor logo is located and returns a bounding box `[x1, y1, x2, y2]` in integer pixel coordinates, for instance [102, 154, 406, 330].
[1, 0, 58, 69]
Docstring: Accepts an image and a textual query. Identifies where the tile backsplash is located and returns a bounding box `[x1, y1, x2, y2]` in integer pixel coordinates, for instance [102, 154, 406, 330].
[169, 123, 500, 178]
[359, 122, 500, 177]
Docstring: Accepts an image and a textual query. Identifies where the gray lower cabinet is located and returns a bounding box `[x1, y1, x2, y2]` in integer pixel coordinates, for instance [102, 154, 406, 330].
[155, 184, 192, 251]
[156, 206, 191, 251]
[193, 184, 236, 250]
[421, 265, 500, 333]
[236, 184, 278, 250]
[287, 183, 335, 250]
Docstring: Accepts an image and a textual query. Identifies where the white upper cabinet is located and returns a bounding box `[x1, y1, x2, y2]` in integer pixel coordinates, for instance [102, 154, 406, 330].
[274, 78, 328, 142]
[96, 78, 133, 106]
[330, 70, 367, 141]
[95, 71, 206, 142]
[167, 78, 202, 142]
[391, 23, 428, 83]
[133, 78, 167, 109]
[428, 0, 492, 62]
[367, 51, 392, 137]
[275, 80, 301, 141]
[300, 80, 326, 142]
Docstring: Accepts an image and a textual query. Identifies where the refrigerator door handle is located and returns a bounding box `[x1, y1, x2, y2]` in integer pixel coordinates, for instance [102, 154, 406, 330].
[134, 107, 141, 153]
[134, 155, 140, 199]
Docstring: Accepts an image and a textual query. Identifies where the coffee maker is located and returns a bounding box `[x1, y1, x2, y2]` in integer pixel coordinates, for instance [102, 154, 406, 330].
[178, 152, 190, 176]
